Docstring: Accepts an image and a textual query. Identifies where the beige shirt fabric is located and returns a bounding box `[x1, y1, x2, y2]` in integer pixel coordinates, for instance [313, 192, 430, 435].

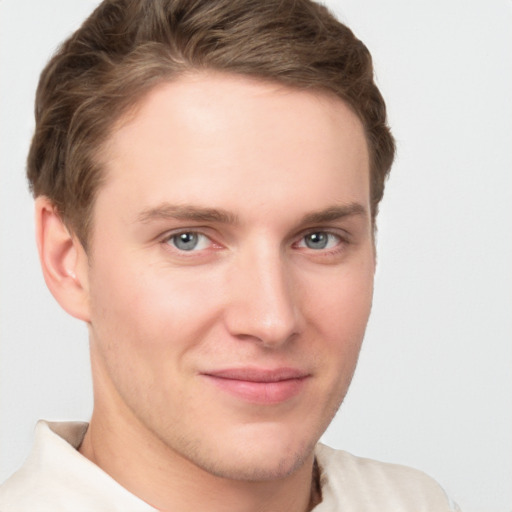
[0, 421, 460, 511]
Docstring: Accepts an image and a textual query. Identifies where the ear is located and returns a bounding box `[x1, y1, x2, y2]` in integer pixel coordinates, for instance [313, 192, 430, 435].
[35, 196, 91, 322]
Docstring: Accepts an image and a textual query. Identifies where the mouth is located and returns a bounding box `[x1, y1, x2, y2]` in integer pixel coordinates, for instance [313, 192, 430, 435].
[201, 367, 310, 405]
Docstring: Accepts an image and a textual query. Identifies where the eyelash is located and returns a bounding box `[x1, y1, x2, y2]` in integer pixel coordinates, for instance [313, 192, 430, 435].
[295, 231, 344, 252]
[161, 230, 220, 255]
[160, 229, 349, 256]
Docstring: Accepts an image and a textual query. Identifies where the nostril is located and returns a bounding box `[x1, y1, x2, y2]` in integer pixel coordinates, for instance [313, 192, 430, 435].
[226, 301, 299, 348]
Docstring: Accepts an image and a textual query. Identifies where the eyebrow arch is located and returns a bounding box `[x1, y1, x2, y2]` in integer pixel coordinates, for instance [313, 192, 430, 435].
[137, 204, 239, 225]
[300, 203, 368, 225]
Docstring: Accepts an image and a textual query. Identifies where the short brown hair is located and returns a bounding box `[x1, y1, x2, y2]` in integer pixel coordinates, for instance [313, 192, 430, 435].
[28, 0, 395, 246]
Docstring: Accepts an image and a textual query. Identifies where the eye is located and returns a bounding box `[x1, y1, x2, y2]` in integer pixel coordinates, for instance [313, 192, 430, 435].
[166, 232, 211, 251]
[298, 232, 341, 250]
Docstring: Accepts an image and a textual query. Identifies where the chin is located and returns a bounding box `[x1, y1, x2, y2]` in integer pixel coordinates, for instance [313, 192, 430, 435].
[182, 425, 318, 482]
[202, 448, 313, 482]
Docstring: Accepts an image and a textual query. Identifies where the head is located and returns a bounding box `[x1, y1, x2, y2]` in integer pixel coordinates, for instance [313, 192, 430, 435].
[31, 0, 395, 489]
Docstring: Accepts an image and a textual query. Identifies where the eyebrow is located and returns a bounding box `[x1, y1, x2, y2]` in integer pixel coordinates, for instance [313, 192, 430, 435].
[300, 203, 368, 225]
[137, 204, 239, 225]
[136, 202, 367, 226]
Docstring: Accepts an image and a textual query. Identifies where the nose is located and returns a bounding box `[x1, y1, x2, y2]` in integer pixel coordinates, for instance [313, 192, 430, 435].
[223, 244, 301, 348]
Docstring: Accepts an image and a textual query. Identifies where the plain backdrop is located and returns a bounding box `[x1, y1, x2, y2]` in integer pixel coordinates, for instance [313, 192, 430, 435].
[1, 1, 511, 511]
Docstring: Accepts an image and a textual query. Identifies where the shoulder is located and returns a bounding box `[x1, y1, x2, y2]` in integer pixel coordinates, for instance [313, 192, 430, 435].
[314, 443, 460, 512]
[0, 421, 155, 512]
[0, 421, 88, 510]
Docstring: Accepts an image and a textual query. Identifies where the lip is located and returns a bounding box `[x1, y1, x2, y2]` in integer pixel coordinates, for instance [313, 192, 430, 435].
[201, 367, 310, 405]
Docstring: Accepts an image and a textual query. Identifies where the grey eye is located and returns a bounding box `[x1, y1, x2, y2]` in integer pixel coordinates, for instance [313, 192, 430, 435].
[300, 232, 342, 251]
[304, 232, 329, 249]
[171, 232, 200, 251]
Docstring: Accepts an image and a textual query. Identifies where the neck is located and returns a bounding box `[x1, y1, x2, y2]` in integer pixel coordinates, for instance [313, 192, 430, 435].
[79, 409, 318, 512]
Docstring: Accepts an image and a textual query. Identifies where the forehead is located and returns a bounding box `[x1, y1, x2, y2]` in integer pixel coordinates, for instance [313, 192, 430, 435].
[95, 72, 370, 227]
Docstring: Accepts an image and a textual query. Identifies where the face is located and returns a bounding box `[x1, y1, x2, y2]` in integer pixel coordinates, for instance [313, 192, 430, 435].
[83, 72, 374, 481]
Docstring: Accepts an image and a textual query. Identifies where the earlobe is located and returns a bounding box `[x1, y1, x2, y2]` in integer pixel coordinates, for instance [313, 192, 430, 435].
[35, 196, 91, 322]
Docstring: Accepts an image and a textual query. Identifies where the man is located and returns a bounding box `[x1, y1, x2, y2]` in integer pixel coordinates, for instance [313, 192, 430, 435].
[0, 0, 460, 510]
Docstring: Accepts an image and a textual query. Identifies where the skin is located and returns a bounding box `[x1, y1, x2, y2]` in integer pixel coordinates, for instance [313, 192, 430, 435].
[37, 72, 375, 512]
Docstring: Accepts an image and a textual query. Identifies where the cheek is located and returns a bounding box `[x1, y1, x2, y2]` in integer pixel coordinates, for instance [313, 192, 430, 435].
[304, 260, 374, 377]
[87, 253, 222, 359]
[308, 261, 374, 331]
[86, 262, 208, 408]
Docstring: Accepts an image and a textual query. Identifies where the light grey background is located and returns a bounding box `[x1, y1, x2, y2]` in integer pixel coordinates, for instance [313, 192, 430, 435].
[1, 1, 511, 511]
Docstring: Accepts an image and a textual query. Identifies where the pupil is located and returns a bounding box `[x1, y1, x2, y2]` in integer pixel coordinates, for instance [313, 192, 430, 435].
[306, 232, 328, 249]
[175, 232, 198, 250]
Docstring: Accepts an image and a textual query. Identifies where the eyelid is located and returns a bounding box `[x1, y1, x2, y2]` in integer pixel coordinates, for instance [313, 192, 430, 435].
[157, 226, 351, 254]
[159, 226, 228, 256]
[160, 226, 210, 240]
[296, 227, 350, 243]
[292, 227, 352, 257]
[297, 232, 340, 247]
[174, 232, 209, 251]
